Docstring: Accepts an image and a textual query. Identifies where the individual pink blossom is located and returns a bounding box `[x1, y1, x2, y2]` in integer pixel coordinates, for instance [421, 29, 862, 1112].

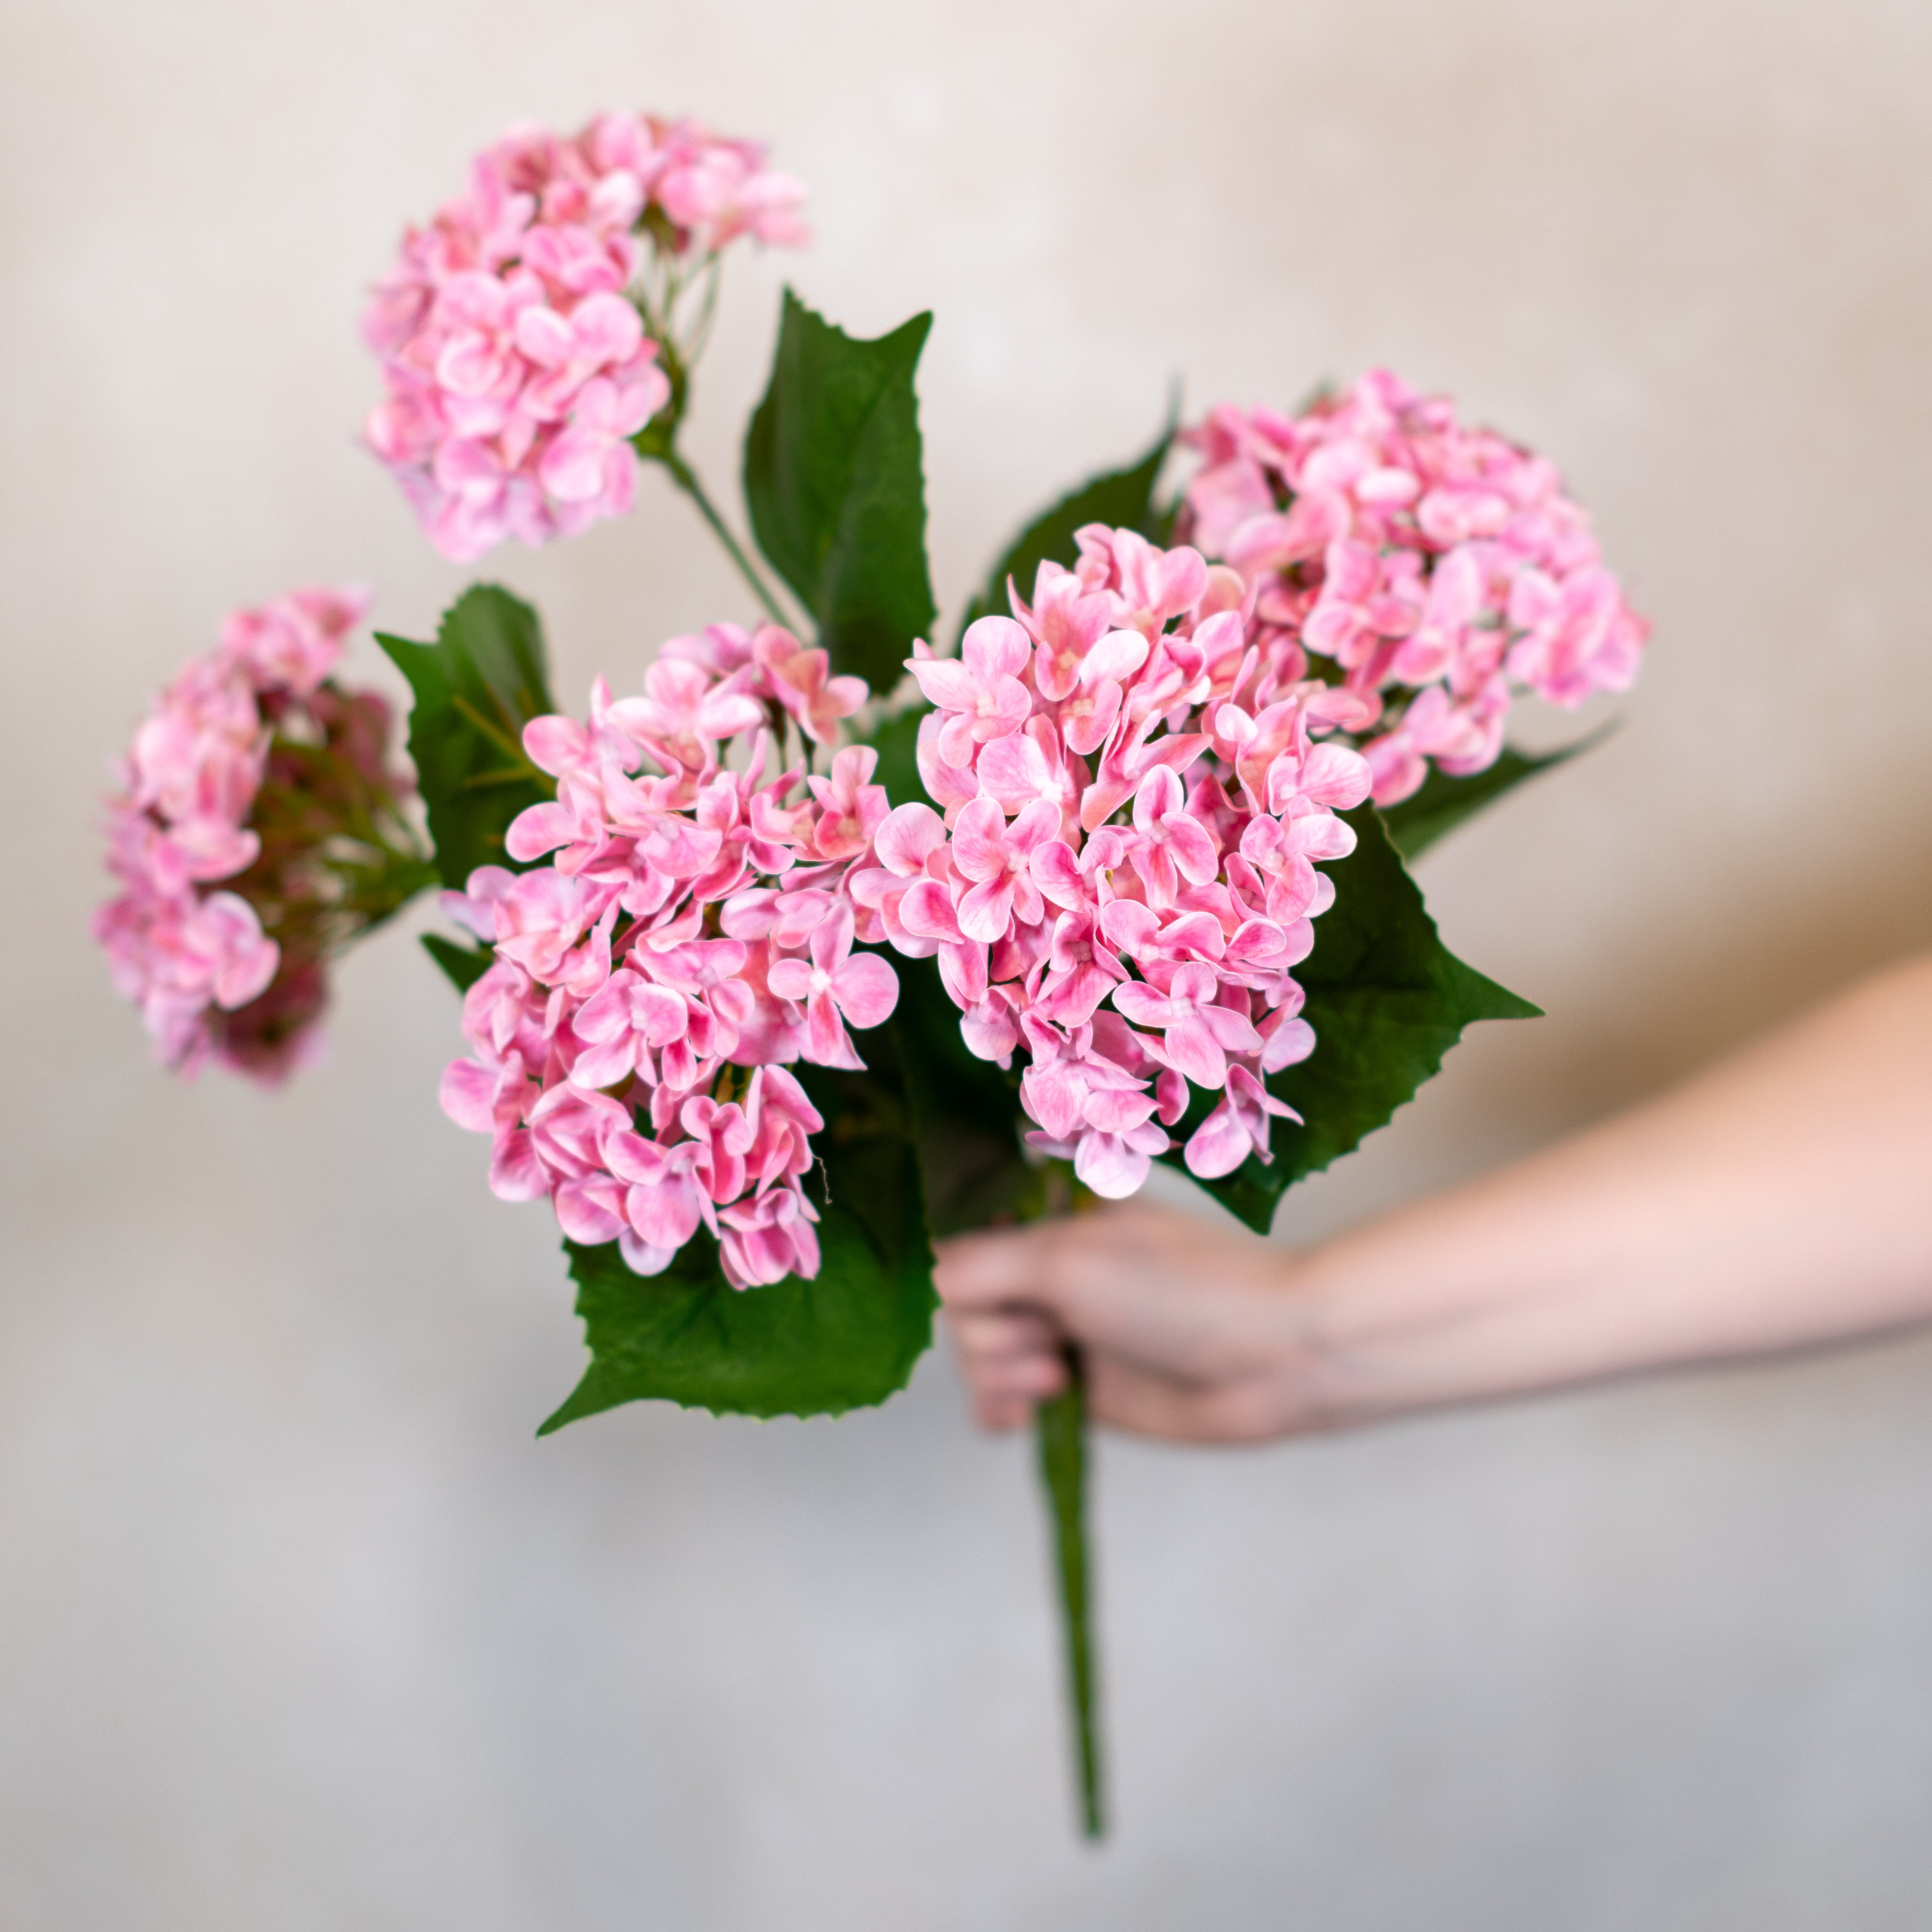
[631, 115, 810, 255]
[949, 797, 1061, 943]
[1128, 766, 1221, 909]
[765, 903, 900, 1069]
[809, 746, 891, 860]
[756, 626, 868, 745]
[1183, 1065, 1300, 1179]
[219, 585, 369, 698]
[606, 655, 766, 769]
[717, 1183, 821, 1289]
[1111, 963, 1264, 1089]
[906, 620, 1033, 768]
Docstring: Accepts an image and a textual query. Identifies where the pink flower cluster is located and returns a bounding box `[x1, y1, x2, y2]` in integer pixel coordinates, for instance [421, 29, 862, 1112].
[861, 526, 1374, 1199]
[438, 623, 898, 1289]
[363, 113, 805, 563]
[1181, 369, 1649, 805]
[94, 588, 371, 1079]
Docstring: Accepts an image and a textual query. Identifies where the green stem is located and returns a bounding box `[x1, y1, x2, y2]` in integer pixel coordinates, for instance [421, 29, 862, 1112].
[1037, 1345, 1104, 1839]
[656, 448, 793, 629]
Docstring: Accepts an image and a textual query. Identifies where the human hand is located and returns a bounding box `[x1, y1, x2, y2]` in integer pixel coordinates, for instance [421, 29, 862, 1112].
[935, 1202, 1318, 1443]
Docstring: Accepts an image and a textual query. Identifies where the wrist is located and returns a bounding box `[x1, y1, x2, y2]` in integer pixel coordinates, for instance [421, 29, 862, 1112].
[1250, 1240, 1411, 1438]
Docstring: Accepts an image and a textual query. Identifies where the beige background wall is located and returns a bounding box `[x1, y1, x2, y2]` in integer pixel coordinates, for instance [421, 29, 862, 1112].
[6, 1, 1932, 1926]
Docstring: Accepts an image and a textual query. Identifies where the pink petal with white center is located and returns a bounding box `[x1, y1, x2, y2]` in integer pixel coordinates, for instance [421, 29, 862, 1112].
[441, 1057, 506, 1133]
[905, 656, 975, 711]
[488, 1129, 550, 1202]
[950, 798, 1009, 881]
[1259, 1012, 1316, 1072]
[1031, 841, 1087, 912]
[618, 1230, 678, 1276]
[1108, 980, 1172, 1029]
[937, 939, 989, 1010]
[959, 990, 1022, 1064]
[974, 729, 1056, 814]
[915, 711, 979, 817]
[1072, 1121, 1167, 1200]
[830, 951, 898, 1028]
[1162, 1017, 1227, 1088]
[956, 878, 1016, 944]
[899, 879, 965, 943]
[1083, 628, 1151, 686]
[1284, 809, 1356, 862]
[804, 991, 863, 1068]
[554, 1174, 627, 1243]
[961, 615, 1032, 681]
[1183, 1105, 1254, 1179]
[764, 957, 812, 1003]
[1296, 742, 1374, 811]
[875, 801, 947, 877]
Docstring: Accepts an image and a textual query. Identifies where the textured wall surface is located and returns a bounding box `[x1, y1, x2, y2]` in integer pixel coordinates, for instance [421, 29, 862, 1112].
[6, 1, 1932, 1926]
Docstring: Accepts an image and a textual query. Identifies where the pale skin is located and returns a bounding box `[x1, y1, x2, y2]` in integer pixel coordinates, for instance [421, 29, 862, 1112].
[938, 951, 1932, 1442]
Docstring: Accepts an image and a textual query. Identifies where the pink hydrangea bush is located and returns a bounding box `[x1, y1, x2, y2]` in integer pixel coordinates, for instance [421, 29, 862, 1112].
[436, 622, 900, 1289]
[95, 587, 422, 1082]
[363, 113, 806, 562]
[1179, 369, 1649, 806]
[860, 525, 1373, 1200]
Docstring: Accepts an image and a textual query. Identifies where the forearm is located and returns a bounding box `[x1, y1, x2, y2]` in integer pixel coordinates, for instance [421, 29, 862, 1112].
[1284, 953, 1932, 1429]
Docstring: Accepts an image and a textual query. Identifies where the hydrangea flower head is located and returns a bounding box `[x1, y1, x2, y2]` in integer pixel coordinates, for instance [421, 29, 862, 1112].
[871, 526, 1372, 1197]
[363, 113, 807, 563]
[436, 625, 897, 1289]
[1179, 370, 1650, 805]
[94, 587, 425, 1083]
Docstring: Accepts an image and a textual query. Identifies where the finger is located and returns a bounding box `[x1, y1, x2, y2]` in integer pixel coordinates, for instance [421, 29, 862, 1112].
[959, 1351, 1067, 1399]
[933, 1224, 1068, 1311]
[944, 1309, 1061, 1363]
[972, 1390, 1038, 1432]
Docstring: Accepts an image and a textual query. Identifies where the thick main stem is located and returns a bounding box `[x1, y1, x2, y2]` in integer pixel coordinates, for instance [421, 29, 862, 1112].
[657, 449, 793, 629]
[1036, 1345, 1104, 1839]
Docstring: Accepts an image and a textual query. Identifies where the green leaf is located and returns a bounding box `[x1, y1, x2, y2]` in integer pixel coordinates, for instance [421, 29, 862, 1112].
[957, 412, 1176, 641]
[1169, 805, 1542, 1234]
[538, 1030, 937, 1429]
[743, 290, 937, 693]
[1378, 729, 1610, 863]
[421, 932, 493, 993]
[862, 702, 930, 811]
[887, 951, 1040, 1238]
[375, 585, 558, 891]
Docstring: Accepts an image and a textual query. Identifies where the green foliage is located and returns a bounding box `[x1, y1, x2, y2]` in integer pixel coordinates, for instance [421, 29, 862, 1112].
[958, 416, 1176, 640]
[375, 585, 558, 891]
[539, 1028, 937, 1430]
[863, 703, 930, 811]
[421, 932, 493, 993]
[743, 290, 937, 693]
[1378, 731, 1607, 862]
[887, 951, 1041, 1238]
[1167, 806, 1542, 1233]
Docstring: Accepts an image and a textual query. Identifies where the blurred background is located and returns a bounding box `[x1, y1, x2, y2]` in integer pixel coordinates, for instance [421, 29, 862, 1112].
[6, 0, 1932, 1925]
